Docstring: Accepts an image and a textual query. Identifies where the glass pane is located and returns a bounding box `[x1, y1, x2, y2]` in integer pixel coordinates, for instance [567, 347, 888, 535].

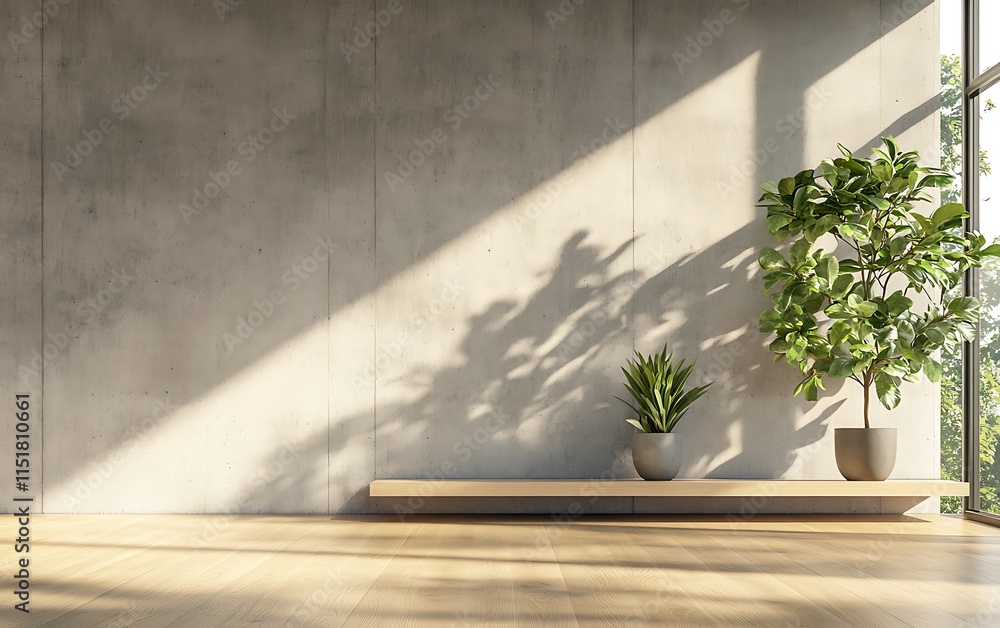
[940, 0, 964, 514]
[980, 1, 1000, 76]
[978, 86, 1000, 515]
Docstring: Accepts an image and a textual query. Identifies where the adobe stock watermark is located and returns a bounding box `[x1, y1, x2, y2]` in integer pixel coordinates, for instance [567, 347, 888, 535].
[545, 0, 586, 30]
[514, 448, 680, 626]
[973, 590, 1000, 627]
[17, 267, 137, 384]
[717, 82, 832, 198]
[850, 483, 973, 577]
[189, 441, 305, 548]
[882, 0, 930, 32]
[529, 452, 634, 556]
[351, 277, 467, 391]
[107, 601, 143, 628]
[547, 284, 629, 367]
[391, 407, 510, 519]
[7, 0, 74, 50]
[60, 397, 174, 511]
[222, 235, 334, 352]
[179, 107, 296, 224]
[512, 115, 629, 232]
[672, 0, 750, 71]
[383, 74, 501, 192]
[288, 566, 349, 624]
[341, 0, 407, 63]
[213, 0, 249, 22]
[50, 65, 169, 182]
[725, 437, 824, 526]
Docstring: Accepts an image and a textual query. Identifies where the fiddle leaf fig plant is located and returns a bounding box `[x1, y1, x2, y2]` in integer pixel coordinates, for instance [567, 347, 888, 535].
[758, 137, 1000, 428]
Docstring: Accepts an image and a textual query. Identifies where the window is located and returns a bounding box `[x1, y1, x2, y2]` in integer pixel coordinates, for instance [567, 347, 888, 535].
[962, 0, 1000, 525]
[975, 88, 1000, 515]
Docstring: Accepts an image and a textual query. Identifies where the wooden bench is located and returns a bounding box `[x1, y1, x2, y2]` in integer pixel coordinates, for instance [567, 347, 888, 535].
[370, 479, 969, 498]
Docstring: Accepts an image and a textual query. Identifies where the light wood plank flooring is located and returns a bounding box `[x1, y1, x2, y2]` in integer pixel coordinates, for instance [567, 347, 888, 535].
[5, 514, 1000, 627]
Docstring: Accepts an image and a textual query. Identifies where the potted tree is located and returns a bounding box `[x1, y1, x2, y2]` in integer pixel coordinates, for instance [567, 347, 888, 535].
[758, 137, 999, 480]
[616, 345, 712, 480]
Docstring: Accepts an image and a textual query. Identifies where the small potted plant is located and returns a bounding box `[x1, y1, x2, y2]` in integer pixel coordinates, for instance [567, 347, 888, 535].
[758, 137, 999, 480]
[616, 345, 712, 480]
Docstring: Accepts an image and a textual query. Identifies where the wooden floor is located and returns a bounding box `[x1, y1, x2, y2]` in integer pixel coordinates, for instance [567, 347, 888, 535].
[7, 514, 1000, 627]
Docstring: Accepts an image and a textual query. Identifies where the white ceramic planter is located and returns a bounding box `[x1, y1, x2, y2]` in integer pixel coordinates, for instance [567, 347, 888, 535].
[632, 433, 682, 481]
[834, 428, 897, 481]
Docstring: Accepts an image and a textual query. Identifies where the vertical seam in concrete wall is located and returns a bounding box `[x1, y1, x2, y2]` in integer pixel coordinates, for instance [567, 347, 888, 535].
[325, 3, 331, 515]
[630, 0, 636, 358]
[879, 0, 884, 141]
[630, 0, 637, 511]
[372, 0, 379, 482]
[39, 14, 45, 512]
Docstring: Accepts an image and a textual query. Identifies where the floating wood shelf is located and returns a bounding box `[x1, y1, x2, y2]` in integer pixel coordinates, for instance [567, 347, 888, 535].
[370, 479, 969, 498]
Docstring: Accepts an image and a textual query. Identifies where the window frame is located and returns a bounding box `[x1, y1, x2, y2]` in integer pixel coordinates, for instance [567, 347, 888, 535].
[963, 0, 1000, 525]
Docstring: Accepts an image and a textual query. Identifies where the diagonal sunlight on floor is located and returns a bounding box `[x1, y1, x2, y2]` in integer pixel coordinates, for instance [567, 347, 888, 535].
[13, 514, 1000, 627]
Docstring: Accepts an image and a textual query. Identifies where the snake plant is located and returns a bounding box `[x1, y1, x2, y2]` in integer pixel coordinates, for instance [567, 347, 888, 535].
[616, 346, 712, 433]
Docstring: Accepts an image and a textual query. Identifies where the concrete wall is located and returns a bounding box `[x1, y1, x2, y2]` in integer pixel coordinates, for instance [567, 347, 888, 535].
[0, 0, 941, 514]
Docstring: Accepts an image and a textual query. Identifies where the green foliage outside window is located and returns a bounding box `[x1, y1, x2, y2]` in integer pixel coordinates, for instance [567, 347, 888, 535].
[939, 54, 1000, 513]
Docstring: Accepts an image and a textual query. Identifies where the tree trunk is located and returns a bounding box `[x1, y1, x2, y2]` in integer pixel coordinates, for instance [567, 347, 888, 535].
[863, 373, 872, 429]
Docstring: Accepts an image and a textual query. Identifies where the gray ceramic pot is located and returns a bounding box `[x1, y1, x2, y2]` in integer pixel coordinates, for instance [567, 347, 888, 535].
[834, 428, 897, 481]
[632, 432, 682, 481]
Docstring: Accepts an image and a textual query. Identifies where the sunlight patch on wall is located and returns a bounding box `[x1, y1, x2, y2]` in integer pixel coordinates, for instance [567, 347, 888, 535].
[48, 323, 332, 513]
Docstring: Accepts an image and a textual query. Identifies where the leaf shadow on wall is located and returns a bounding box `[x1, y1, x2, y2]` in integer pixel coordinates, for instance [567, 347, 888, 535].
[247, 224, 851, 514]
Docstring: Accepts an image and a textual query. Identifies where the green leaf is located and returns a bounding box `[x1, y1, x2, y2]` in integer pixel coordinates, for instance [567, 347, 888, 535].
[829, 321, 852, 346]
[778, 177, 796, 196]
[896, 320, 915, 345]
[888, 236, 908, 257]
[789, 238, 812, 264]
[766, 213, 793, 233]
[931, 202, 967, 228]
[785, 335, 808, 363]
[853, 301, 878, 317]
[947, 296, 977, 316]
[803, 377, 819, 402]
[923, 326, 947, 345]
[981, 243, 1000, 257]
[829, 358, 855, 378]
[875, 373, 901, 410]
[825, 304, 854, 319]
[861, 193, 890, 212]
[793, 375, 820, 401]
[792, 186, 808, 211]
[919, 173, 955, 189]
[911, 212, 934, 236]
[758, 247, 786, 270]
[625, 418, 646, 432]
[830, 274, 854, 299]
[761, 181, 779, 195]
[759, 309, 783, 333]
[885, 291, 914, 316]
[873, 163, 893, 183]
[816, 255, 839, 284]
[883, 136, 899, 159]
[837, 222, 870, 242]
[922, 357, 943, 383]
